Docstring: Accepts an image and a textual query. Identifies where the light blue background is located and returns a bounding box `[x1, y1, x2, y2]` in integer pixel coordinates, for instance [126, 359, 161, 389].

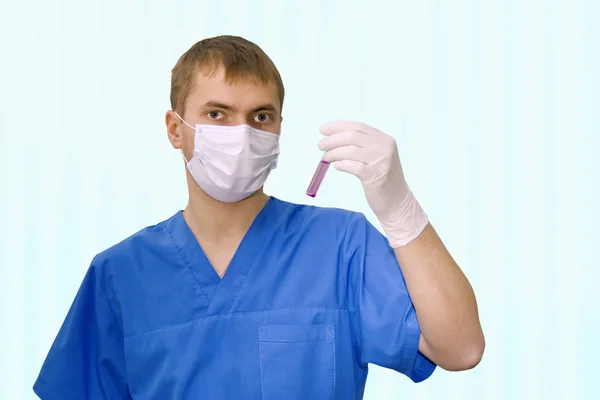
[1, 0, 598, 398]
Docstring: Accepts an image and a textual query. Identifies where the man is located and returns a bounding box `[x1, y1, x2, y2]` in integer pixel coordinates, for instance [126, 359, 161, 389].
[34, 35, 484, 399]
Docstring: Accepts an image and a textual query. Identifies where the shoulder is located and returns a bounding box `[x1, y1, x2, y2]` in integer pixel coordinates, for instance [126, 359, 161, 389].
[271, 197, 382, 252]
[83, 213, 182, 332]
[272, 197, 367, 229]
[89, 212, 179, 277]
[274, 198, 390, 252]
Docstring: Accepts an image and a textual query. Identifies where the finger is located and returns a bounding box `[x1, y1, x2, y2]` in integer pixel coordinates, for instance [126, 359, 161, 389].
[322, 145, 366, 163]
[320, 120, 380, 136]
[333, 160, 371, 181]
[318, 130, 369, 151]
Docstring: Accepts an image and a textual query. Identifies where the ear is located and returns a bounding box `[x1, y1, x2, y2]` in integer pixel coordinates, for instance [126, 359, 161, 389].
[165, 110, 182, 149]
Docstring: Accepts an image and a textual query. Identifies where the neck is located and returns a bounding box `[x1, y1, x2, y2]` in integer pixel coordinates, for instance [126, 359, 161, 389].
[183, 176, 269, 242]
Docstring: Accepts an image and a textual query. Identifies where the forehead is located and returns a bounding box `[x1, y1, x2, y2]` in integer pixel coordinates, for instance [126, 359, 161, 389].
[187, 66, 280, 112]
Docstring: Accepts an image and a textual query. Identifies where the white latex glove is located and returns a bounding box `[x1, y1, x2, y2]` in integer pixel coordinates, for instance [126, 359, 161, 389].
[319, 120, 429, 247]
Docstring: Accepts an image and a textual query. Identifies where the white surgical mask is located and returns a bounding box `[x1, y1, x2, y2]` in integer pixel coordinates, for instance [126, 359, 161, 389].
[176, 113, 280, 202]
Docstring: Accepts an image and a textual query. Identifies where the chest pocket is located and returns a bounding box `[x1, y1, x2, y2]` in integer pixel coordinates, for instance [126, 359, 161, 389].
[259, 324, 336, 400]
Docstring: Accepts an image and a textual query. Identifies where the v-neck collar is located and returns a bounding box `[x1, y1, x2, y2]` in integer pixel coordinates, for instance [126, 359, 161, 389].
[166, 196, 280, 315]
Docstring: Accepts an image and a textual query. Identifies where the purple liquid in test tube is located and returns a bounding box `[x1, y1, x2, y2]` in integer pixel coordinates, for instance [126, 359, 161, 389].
[306, 160, 330, 197]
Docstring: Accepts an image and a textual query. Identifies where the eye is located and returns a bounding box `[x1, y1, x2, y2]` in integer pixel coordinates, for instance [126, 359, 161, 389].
[254, 113, 271, 123]
[207, 111, 223, 120]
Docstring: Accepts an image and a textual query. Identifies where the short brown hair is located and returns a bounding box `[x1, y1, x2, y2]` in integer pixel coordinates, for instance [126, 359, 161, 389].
[170, 35, 285, 116]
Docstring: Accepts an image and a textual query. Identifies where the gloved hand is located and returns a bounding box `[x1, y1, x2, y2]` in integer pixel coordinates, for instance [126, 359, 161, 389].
[319, 120, 429, 247]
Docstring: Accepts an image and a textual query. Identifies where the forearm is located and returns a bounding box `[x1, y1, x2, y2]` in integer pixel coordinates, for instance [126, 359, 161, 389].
[394, 223, 485, 371]
[317, 119, 484, 370]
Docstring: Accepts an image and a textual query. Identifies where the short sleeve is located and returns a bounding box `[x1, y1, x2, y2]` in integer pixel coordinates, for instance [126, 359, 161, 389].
[33, 262, 130, 399]
[348, 214, 436, 383]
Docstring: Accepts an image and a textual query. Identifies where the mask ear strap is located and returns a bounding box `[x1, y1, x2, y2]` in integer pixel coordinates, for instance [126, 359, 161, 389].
[180, 150, 190, 165]
[174, 111, 195, 130]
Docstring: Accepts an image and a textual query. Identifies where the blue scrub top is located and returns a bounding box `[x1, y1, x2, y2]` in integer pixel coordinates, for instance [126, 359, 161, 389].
[34, 197, 435, 399]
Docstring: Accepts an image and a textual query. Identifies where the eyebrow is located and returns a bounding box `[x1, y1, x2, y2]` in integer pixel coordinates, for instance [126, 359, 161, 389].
[202, 101, 278, 114]
[250, 104, 278, 113]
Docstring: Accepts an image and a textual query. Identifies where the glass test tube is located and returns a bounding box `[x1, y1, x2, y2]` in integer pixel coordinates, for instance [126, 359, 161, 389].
[306, 160, 330, 197]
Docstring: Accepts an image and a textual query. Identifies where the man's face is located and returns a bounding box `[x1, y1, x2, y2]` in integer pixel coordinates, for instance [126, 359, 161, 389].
[170, 66, 283, 162]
